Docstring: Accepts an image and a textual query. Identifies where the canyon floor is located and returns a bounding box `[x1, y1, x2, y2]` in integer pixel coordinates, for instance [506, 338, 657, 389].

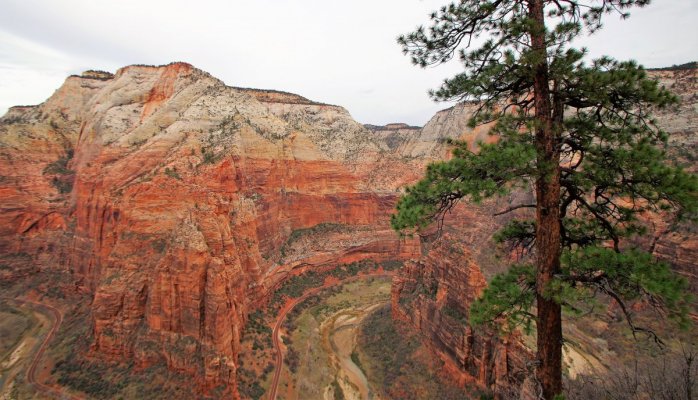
[264, 276, 478, 400]
[274, 277, 390, 400]
[0, 263, 481, 400]
[0, 300, 45, 400]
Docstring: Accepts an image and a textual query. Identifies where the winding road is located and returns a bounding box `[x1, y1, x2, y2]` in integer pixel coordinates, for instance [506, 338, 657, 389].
[1, 297, 83, 400]
[267, 272, 392, 400]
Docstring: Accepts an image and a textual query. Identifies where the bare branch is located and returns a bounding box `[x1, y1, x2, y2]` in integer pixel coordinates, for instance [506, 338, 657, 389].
[494, 203, 537, 216]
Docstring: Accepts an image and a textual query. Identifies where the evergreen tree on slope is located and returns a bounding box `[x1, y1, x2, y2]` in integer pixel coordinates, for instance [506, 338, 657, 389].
[392, 1, 697, 398]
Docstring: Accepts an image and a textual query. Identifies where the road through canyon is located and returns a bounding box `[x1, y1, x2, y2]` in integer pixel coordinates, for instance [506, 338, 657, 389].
[0, 297, 83, 400]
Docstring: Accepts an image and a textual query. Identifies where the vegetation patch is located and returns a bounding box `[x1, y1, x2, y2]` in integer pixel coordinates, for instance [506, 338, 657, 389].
[567, 349, 697, 400]
[279, 222, 349, 259]
[238, 310, 275, 399]
[43, 150, 73, 175]
[237, 365, 266, 400]
[150, 238, 168, 254]
[647, 61, 697, 71]
[379, 259, 404, 271]
[287, 223, 347, 244]
[269, 259, 383, 309]
[332, 379, 345, 400]
[163, 167, 182, 180]
[43, 149, 74, 193]
[201, 148, 220, 164]
[55, 358, 209, 400]
[0, 303, 33, 357]
[350, 351, 364, 372]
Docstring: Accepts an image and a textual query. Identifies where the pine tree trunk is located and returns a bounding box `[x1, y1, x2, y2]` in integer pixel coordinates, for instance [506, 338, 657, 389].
[528, 1, 563, 399]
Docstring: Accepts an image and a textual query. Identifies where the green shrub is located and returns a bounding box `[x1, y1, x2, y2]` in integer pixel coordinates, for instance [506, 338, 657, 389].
[164, 167, 182, 180]
[43, 150, 73, 175]
[151, 239, 167, 254]
[43, 149, 74, 193]
[202, 149, 218, 164]
[380, 260, 404, 271]
[51, 176, 73, 193]
[333, 379, 345, 400]
[285, 347, 300, 373]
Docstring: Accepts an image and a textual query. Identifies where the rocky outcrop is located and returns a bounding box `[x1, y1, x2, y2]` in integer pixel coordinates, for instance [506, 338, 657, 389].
[391, 232, 533, 397]
[0, 62, 420, 397]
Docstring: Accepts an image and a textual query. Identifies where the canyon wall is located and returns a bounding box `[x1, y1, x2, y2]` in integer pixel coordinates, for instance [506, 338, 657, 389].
[0, 63, 425, 396]
[391, 233, 532, 394]
[644, 68, 698, 298]
[0, 63, 695, 398]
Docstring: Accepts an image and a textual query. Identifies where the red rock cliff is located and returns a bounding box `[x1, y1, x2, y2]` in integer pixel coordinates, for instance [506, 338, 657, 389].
[0, 63, 694, 398]
[0, 62, 422, 396]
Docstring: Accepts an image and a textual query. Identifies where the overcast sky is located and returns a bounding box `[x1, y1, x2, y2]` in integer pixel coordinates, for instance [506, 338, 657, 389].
[0, 0, 696, 126]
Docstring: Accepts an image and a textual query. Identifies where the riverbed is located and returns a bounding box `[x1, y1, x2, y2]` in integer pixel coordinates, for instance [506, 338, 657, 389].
[275, 277, 390, 400]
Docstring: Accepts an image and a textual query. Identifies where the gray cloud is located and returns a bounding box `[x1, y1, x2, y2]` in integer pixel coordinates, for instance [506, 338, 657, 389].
[0, 0, 695, 125]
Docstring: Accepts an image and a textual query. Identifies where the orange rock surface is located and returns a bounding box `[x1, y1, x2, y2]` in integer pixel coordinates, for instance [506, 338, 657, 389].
[391, 232, 533, 396]
[0, 63, 694, 398]
[0, 62, 425, 396]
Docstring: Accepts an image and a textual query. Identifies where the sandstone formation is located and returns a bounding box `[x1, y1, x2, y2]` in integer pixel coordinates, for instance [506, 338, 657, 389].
[391, 234, 532, 393]
[0, 62, 695, 398]
[0, 62, 422, 396]
[645, 67, 698, 300]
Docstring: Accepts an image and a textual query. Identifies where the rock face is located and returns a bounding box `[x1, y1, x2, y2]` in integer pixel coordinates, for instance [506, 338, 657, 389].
[0, 63, 423, 396]
[364, 123, 422, 151]
[391, 234, 532, 395]
[0, 63, 695, 398]
[645, 67, 698, 300]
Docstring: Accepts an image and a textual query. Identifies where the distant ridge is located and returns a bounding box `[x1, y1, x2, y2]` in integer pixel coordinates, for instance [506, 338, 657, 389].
[364, 123, 422, 131]
[63, 62, 337, 107]
[233, 87, 337, 107]
[69, 70, 114, 81]
[647, 61, 697, 71]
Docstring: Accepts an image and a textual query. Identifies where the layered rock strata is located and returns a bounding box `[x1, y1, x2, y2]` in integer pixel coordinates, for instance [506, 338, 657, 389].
[0, 63, 695, 398]
[0, 62, 426, 395]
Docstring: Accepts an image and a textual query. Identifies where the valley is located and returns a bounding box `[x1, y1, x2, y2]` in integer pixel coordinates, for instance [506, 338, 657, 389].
[0, 62, 695, 399]
[0, 300, 41, 400]
[274, 277, 389, 400]
[0, 298, 78, 400]
[264, 275, 476, 400]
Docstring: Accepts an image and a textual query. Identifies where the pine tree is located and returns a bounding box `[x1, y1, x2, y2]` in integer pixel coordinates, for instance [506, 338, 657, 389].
[392, 1, 697, 398]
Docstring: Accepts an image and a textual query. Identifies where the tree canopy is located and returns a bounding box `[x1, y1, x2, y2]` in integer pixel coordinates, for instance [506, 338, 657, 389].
[393, 1, 697, 398]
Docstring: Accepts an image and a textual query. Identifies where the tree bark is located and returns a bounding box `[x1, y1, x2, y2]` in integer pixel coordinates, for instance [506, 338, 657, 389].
[528, 0, 563, 398]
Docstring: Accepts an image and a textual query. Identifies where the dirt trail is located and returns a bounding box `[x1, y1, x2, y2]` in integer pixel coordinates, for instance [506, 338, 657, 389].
[0, 297, 83, 400]
[268, 273, 392, 400]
